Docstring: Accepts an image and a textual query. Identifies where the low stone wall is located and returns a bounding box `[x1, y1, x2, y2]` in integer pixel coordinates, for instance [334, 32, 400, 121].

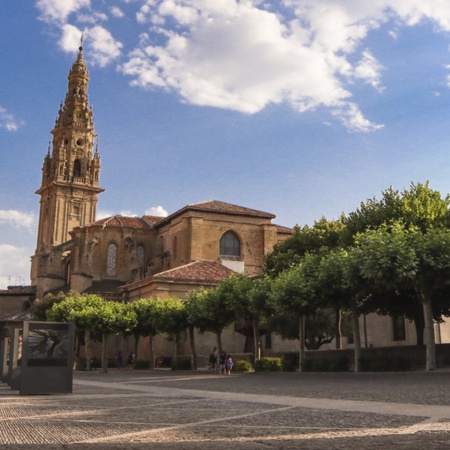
[285, 343, 450, 370]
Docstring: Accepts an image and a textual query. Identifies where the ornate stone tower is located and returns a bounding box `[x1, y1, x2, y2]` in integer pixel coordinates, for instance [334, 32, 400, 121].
[31, 42, 103, 295]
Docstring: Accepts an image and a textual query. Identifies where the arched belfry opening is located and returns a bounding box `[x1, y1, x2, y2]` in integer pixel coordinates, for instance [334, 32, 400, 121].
[73, 159, 81, 178]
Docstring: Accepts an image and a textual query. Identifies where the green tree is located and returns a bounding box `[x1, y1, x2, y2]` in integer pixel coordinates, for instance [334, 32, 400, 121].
[268, 307, 337, 350]
[264, 217, 345, 277]
[352, 225, 450, 370]
[32, 291, 69, 321]
[150, 297, 188, 360]
[47, 293, 99, 370]
[186, 286, 236, 355]
[318, 249, 367, 371]
[48, 294, 137, 372]
[92, 300, 137, 372]
[130, 298, 160, 368]
[342, 181, 450, 346]
[271, 254, 321, 370]
[218, 274, 273, 364]
[344, 182, 450, 242]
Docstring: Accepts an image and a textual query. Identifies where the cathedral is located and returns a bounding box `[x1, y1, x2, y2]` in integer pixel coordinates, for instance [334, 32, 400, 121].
[3, 44, 450, 365]
[27, 43, 293, 360]
[31, 43, 292, 300]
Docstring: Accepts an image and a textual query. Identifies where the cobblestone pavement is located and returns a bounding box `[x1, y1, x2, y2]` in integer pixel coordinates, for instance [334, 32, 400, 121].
[2, 369, 450, 449]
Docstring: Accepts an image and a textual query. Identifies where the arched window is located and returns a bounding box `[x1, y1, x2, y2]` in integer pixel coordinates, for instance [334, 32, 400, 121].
[107, 243, 117, 276]
[220, 231, 240, 258]
[137, 245, 145, 267]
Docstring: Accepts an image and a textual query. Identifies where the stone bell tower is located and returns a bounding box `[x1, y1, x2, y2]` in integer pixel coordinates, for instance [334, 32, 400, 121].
[31, 41, 104, 295]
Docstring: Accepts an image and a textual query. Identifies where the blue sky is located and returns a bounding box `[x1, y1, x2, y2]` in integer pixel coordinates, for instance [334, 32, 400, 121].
[2, 0, 450, 288]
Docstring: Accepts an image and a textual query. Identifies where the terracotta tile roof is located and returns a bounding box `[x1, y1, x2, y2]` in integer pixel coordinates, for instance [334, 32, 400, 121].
[142, 215, 166, 226]
[75, 215, 154, 231]
[275, 224, 294, 234]
[155, 200, 275, 228]
[189, 200, 275, 218]
[153, 260, 236, 282]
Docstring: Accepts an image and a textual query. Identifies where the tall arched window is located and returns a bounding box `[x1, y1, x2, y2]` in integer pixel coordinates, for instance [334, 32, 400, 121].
[137, 245, 145, 267]
[220, 231, 240, 258]
[107, 243, 117, 276]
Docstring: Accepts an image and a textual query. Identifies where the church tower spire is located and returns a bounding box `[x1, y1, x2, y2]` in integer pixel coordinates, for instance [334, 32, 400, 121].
[31, 41, 104, 292]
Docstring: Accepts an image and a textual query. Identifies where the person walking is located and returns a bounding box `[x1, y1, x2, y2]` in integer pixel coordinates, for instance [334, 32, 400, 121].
[226, 354, 234, 375]
[126, 351, 134, 369]
[209, 347, 218, 371]
[219, 351, 226, 374]
[115, 351, 123, 370]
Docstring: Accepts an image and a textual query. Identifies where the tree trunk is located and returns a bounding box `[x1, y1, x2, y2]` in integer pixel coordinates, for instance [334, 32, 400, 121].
[252, 316, 261, 365]
[84, 329, 92, 371]
[363, 314, 368, 348]
[350, 301, 361, 372]
[134, 334, 140, 361]
[422, 294, 436, 371]
[298, 315, 305, 371]
[149, 334, 155, 369]
[413, 306, 425, 346]
[188, 325, 197, 370]
[334, 307, 342, 350]
[172, 335, 177, 361]
[101, 333, 108, 373]
[75, 333, 80, 357]
[216, 330, 223, 355]
[73, 333, 79, 370]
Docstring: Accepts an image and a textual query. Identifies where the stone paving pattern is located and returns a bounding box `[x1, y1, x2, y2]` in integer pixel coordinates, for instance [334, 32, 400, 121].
[2, 369, 450, 448]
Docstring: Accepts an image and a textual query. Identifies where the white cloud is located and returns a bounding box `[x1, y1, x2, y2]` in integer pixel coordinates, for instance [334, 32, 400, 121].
[86, 25, 123, 66]
[110, 6, 125, 18]
[35, 0, 450, 131]
[77, 11, 108, 24]
[354, 51, 384, 91]
[119, 210, 138, 217]
[59, 23, 84, 52]
[145, 206, 168, 217]
[96, 210, 113, 220]
[59, 24, 122, 66]
[0, 244, 32, 289]
[37, 0, 90, 23]
[0, 106, 23, 132]
[96, 206, 168, 219]
[0, 210, 35, 228]
[119, 0, 384, 130]
[332, 103, 384, 133]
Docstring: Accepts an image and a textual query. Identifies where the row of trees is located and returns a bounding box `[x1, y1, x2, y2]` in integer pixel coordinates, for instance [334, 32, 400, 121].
[39, 182, 450, 372]
[44, 294, 187, 372]
[264, 182, 450, 371]
[41, 277, 274, 372]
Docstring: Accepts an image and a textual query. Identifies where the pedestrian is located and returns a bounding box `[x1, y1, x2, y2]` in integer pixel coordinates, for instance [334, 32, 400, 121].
[209, 347, 217, 370]
[127, 351, 134, 368]
[226, 354, 234, 375]
[219, 351, 226, 374]
[115, 351, 123, 369]
[209, 347, 218, 371]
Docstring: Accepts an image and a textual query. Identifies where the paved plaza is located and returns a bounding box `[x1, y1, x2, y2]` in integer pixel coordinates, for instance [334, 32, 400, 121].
[2, 369, 450, 449]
